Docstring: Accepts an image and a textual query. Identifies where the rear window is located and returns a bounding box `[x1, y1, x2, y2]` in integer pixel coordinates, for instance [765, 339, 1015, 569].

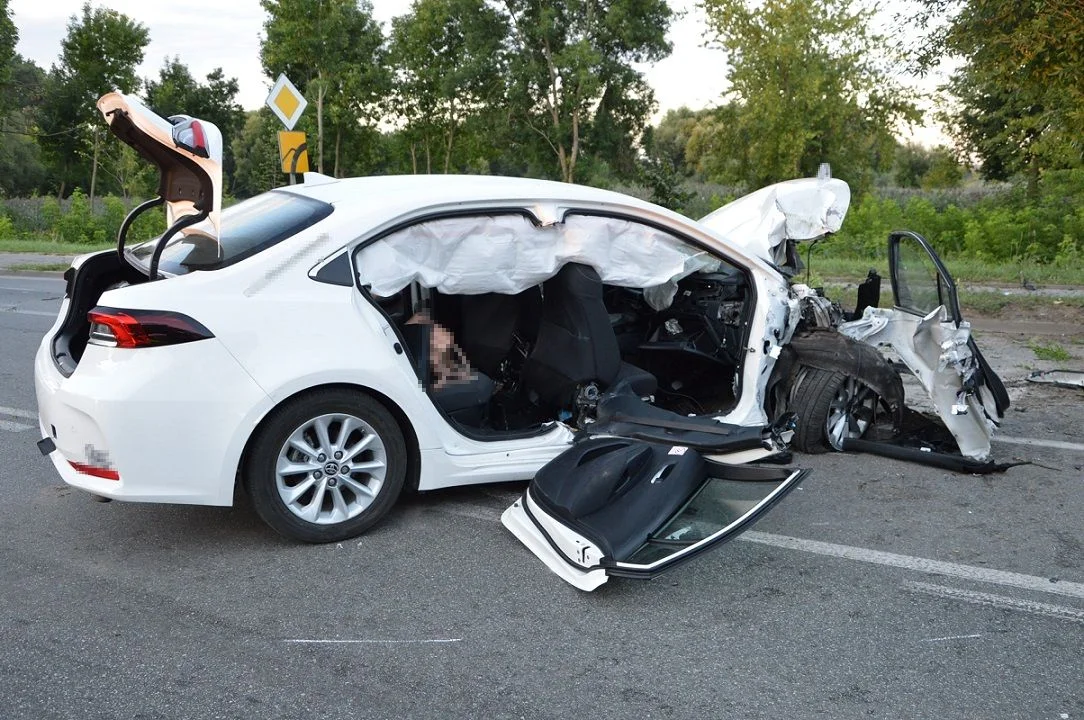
[128, 191, 334, 275]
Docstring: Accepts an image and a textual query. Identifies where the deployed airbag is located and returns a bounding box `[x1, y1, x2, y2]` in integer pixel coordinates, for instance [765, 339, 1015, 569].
[356, 213, 719, 309]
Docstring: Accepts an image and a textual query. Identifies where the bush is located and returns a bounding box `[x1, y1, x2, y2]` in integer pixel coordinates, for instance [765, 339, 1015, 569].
[830, 170, 1084, 264]
[0, 194, 169, 245]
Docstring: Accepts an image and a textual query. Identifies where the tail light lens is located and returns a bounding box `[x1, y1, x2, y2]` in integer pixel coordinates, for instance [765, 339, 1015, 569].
[170, 115, 209, 157]
[87, 307, 214, 349]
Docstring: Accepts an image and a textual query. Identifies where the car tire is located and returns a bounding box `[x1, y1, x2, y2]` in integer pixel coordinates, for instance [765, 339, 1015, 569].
[789, 366, 878, 453]
[245, 389, 407, 543]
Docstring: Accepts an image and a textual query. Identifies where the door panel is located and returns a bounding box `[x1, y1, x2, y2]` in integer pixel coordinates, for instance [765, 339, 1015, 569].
[501, 437, 807, 590]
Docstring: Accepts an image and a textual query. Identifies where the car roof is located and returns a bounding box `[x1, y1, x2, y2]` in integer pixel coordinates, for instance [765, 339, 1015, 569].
[281, 173, 659, 214]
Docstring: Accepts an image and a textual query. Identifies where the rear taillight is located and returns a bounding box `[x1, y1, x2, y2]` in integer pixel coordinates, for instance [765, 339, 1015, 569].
[87, 307, 214, 349]
[170, 116, 209, 157]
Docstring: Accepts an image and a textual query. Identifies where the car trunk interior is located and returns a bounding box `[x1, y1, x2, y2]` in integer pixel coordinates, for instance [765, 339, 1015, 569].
[52, 252, 148, 375]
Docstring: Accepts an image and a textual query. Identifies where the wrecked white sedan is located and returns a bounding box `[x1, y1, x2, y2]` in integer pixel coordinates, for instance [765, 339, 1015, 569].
[34, 94, 1007, 591]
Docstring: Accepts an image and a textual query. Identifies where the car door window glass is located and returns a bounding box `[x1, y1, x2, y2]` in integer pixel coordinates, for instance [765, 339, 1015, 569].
[894, 236, 943, 315]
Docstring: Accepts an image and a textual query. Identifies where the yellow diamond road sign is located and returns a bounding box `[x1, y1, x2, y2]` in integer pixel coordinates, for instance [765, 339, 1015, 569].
[265, 74, 307, 130]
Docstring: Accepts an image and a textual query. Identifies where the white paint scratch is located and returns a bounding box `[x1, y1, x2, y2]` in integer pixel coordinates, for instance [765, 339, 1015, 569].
[921, 633, 983, 643]
[284, 638, 463, 644]
[905, 582, 1084, 624]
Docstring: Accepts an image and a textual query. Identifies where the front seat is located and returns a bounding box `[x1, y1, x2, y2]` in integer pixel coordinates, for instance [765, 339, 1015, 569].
[522, 263, 657, 407]
[457, 288, 542, 377]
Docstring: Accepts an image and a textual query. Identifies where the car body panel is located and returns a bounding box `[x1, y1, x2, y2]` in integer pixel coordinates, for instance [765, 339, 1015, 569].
[699, 176, 851, 267]
[35, 323, 272, 504]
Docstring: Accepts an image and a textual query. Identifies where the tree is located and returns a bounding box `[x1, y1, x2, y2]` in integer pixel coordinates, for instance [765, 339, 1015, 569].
[232, 109, 286, 197]
[260, 0, 388, 176]
[0, 0, 16, 112]
[499, 0, 673, 183]
[915, 0, 1084, 191]
[144, 58, 246, 191]
[0, 56, 49, 196]
[388, 0, 508, 173]
[699, 0, 918, 189]
[38, 2, 149, 199]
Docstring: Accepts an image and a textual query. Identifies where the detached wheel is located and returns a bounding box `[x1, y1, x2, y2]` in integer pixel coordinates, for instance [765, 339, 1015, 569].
[790, 366, 879, 453]
[245, 389, 407, 543]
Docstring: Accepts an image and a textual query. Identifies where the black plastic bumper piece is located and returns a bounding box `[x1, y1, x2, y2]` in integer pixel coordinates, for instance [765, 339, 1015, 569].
[840, 438, 1023, 474]
[36, 437, 56, 456]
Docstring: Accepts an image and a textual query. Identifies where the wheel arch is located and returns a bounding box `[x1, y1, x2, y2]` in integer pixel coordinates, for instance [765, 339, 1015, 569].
[768, 327, 904, 422]
[236, 382, 422, 497]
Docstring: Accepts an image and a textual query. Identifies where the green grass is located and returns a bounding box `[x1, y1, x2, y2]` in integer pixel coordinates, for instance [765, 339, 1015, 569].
[1026, 340, 1073, 362]
[823, 282, 1084, 317]
[6, 262, 70, 272]
[0, 237, 113, 254]
[812, 254, 1084, 287]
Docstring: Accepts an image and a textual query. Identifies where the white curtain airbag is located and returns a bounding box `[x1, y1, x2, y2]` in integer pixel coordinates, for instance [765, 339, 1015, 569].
[357, 214, 720, 308]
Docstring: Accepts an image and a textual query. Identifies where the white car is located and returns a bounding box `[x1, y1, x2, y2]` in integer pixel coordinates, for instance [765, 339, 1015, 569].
[34, 94, 1007, 590]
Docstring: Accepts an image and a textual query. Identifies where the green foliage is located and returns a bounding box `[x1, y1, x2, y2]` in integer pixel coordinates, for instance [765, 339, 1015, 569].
[0, 0, 16, 112]
[389, 0, 508, 174]
[261, 0, 389, 176]
[918, 0, 1084, 185]
[52, 188, 101, 244]
[0, 52, 49, 197]
[231, 109, 285, 198]
[829, 169, 1084, 265]
[501, 0, 673, 182]
[0, 192, 165, 246]
[1026, 340, 1071, 363]
[37, 3, 149, 198]
[636, 154, 693, 212]
[699, 0, 918, 191]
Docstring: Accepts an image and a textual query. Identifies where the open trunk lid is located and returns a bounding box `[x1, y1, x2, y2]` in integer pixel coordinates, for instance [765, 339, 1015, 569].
[97, 91, 223, 251]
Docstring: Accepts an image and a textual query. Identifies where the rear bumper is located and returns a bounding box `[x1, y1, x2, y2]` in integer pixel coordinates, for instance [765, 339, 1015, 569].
[34, 334, 273, 506]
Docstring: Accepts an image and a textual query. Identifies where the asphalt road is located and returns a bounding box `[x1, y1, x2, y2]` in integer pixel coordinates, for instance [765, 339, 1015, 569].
[2, 273, 1082, 720]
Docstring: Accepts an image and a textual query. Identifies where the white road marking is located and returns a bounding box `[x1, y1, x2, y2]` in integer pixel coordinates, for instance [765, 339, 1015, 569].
[284, 638, 462, 644]
[0, 419, 33, 432]
[905, 582, 1084, 624]
[994, 435, 1084, 453]
[0, 307, 58, 316]
[739, 531, 1084, 600]
[921, 634, 982, 643]
[0, 407, 37, 433]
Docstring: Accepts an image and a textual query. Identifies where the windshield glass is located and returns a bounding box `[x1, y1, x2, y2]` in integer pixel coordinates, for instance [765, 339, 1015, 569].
[128, 190, 333, 275]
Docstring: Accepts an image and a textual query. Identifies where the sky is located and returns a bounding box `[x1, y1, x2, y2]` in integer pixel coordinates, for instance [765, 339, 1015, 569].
[9, 0, 950, 146]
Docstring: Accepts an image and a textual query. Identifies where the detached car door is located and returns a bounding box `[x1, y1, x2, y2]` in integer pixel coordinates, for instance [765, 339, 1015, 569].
[839, 231, 1009, 462]
[890, 230, 1010, 423]
[502, 437, 807, 591]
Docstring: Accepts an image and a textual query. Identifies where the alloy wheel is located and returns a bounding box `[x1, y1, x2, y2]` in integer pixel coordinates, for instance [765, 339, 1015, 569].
[274, 413, 388, 525]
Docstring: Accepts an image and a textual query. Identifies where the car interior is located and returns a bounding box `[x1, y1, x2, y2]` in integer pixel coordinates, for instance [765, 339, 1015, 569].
[374, 258, 755, 439]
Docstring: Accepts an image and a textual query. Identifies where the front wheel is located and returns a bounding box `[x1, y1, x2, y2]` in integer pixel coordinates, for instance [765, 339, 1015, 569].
[789, 367, 879, 453]
[245, 389, 407, 543]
